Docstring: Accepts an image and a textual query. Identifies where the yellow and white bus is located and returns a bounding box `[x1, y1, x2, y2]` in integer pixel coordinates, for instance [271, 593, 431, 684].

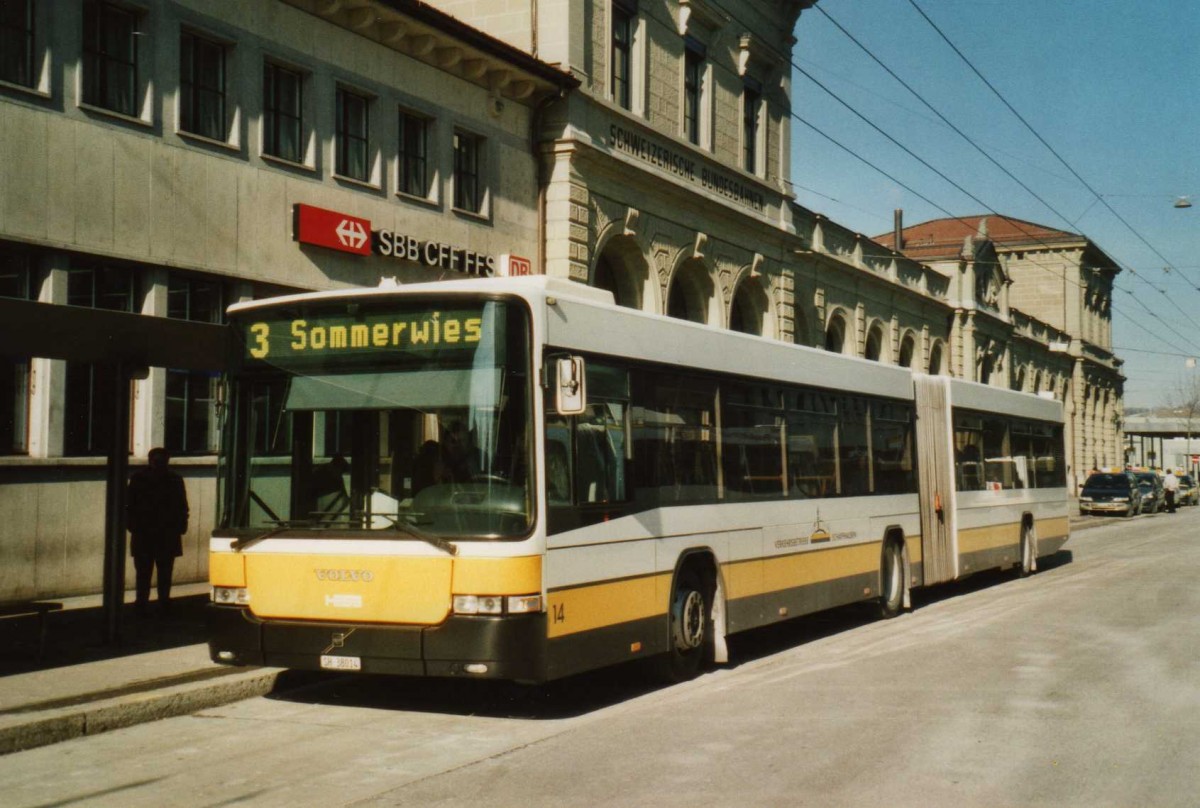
[208, 276, 1069, 682]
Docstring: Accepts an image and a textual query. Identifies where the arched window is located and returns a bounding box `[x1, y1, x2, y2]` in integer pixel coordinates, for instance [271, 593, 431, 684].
[825, 313, 847, 354]
[928, 341, 945, 375]
[793, 306, 810, 347]
[730, 279, 767, 336]
[667, 261, 711, 324]
[864, 323, 885, 362]
[898, 333, 915, 368]
[591, 241, 645, 310]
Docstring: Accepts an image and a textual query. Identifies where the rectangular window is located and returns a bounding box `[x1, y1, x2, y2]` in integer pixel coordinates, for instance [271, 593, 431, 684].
[0, 250, 36, 300]
[0, 251, 35, 455]
[0, 0, 34, 87]
[67, 265, 137, 311]
[742, 78, 761, 173]
[683, 37, 705, 145]
[723, 385, 784, 500]
[336, 86, 369, 181]
[631, 373, 718, 506]
[165, 275, 223, 455]
[398, 109, 429, 197]
[82, 0, 138, 116]
[954, 413, 985, 491]
[168, 274, 224, 323]
[1, 357, 29, 455]
[166, 369, 219, 455]
[838, 396, 870, 496]
[611, 1, 633, 110]
[263, 61, 302, 163]
[180, 31, 225, 141]
[785, 391, 839, 499]
[64, 263, 136, 457]
[453, 130, 483, 213]
[871, 401, 915, 494]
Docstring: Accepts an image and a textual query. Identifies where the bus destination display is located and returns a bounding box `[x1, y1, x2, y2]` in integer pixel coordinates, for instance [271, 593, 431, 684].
[243, 308, 484, 361]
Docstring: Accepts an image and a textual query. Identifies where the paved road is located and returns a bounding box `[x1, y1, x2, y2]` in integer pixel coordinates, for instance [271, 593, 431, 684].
[4, 510, 1198, 807]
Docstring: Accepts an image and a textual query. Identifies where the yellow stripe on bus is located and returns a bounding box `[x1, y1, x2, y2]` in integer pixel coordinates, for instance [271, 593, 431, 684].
[958, 522, 1021, 555]
[547, 573, 671, 638]
[452, 556, 542, 594]
[1037, 516, 1069, 539]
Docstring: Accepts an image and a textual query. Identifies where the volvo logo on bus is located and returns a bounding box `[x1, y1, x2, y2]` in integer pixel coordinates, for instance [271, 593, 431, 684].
[315, 569, 374, 582]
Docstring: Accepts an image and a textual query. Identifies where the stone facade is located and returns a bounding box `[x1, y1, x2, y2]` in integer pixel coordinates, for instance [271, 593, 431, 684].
[0, 0, 572, 601]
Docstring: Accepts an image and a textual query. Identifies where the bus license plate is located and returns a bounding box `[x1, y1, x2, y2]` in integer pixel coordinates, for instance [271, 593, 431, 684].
[320, 654, 361, 671]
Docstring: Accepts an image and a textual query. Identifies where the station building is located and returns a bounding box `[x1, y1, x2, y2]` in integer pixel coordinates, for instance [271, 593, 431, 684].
[1, 0, 1122, 604]
[0, 0, 574, 601]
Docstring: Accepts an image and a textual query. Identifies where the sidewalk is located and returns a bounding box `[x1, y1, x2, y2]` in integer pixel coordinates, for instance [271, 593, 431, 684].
[0, 583, 286, 756]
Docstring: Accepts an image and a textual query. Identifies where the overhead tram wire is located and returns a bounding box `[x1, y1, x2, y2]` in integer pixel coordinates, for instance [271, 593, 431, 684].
[803, 7, 1200, 337]
[1112, 298, 1197, 354]
[790, 72, 1200, 350]
[904, 0, 1200, 297]
[793, 112, 1200, 356]
[813, 4, 1076, 235]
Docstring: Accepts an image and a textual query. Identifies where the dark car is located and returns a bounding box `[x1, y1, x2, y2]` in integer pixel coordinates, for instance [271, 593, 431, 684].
[1134, 471, 1164, 514]
[1079, 472, 1143, 517]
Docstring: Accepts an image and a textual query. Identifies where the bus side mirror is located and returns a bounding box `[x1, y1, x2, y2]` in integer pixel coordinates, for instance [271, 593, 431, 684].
[555, 356, 586, 416]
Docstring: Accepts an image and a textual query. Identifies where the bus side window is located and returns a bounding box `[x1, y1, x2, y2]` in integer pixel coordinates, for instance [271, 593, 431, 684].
[545, 414, 573, 506]
[575, 401, 627, 504]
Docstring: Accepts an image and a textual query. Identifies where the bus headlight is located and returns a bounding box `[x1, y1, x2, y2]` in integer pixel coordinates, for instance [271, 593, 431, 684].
[453, 594, 542, 616]
[212, 586, 250, 605]
[506, 594, 542, 614]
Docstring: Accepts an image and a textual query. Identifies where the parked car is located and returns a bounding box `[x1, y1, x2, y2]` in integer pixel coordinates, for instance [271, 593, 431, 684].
[1079, 472, 1143, 517]
[1134, 471, 1164, 514]
[1178, 474, 1199, 506]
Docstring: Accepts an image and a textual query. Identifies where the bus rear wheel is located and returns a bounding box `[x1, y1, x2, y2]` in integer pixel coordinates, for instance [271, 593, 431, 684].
[656, 569, 711, 682]
[1019, 524, 1036, 577]
[879, 540, 906, 619]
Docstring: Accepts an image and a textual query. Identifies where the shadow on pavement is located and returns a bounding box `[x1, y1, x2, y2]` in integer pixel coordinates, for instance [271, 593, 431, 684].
[0, 594, 210, 678]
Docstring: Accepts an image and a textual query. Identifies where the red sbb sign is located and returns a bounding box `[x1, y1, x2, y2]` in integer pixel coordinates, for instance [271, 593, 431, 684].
[294, 204, 371, 255]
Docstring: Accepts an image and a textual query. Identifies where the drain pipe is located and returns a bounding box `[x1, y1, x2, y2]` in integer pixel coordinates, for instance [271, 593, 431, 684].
[533, 86, 567, 276]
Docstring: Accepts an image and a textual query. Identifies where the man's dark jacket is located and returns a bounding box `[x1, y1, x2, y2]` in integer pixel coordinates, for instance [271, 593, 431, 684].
[127, 469, 189, 559]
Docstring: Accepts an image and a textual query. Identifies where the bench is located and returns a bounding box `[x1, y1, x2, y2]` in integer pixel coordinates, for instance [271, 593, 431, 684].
[0, 601, 64, 660]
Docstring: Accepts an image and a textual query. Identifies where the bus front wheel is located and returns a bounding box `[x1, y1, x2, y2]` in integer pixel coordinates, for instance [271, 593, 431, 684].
[656, 569, 712, 682]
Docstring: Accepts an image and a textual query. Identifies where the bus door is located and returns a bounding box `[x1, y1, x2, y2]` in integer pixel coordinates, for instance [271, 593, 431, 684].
[914, 375, 958, 584]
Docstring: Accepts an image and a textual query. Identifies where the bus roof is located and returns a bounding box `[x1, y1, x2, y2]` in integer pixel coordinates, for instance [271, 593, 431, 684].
[228, 276, 1063, 419]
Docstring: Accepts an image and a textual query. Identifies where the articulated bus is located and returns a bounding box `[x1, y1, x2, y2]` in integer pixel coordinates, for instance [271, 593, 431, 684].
[208, 276, 1069, 682]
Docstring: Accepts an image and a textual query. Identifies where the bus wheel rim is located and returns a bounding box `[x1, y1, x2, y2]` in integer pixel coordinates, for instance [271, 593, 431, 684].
[673, 589, 705, 651]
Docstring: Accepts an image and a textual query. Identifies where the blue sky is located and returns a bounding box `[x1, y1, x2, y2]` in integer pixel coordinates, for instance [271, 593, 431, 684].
[790, 0, 1200, 411]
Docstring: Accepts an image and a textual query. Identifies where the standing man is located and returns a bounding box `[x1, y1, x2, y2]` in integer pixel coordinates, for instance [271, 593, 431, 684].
[1162, 468, 1180, 514]
[127, 448, 189, 615]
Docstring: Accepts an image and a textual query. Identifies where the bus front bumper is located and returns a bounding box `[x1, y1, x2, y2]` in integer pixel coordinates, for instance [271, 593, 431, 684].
[207, 604, 547, 682]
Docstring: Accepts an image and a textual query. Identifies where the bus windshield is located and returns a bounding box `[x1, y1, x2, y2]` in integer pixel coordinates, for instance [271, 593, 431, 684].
[217, 297, 533, 539]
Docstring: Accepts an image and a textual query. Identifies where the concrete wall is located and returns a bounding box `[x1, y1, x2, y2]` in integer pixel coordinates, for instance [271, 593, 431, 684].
[0, 462, 215, 601]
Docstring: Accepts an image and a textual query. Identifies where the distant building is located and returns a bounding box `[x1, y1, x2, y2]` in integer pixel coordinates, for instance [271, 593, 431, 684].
[874, 214, 1126, 486]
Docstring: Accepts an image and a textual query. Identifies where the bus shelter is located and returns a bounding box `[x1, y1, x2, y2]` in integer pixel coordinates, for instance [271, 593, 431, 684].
[0, 297, 228, 642]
